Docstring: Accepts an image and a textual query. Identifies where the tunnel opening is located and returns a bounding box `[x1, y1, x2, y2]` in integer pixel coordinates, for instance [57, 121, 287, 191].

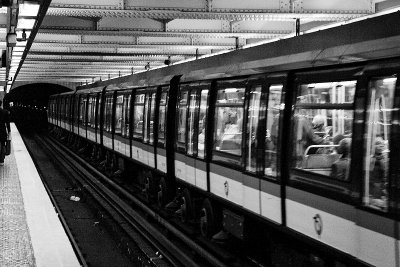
[3, 83, 72, 133]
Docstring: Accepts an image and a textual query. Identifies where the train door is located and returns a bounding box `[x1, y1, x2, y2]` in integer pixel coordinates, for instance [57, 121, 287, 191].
[156, 87, 169, 174]
[102, 92, 114, 150]
[73, 94, 79, 135]
[142, 89, 157, 167]
[97, 91, 103, 145]
[131, 89, 146, 163]
[174, 82, 210, 191]
[252, 77, 286, 225]
[286, 67, 363, 264]
[113, 90, 131, 157]
[66, 95, 72, 131]
[78, 94, 88, 139]
[87, 94, 96, 142]
[356, 70, 399, 266]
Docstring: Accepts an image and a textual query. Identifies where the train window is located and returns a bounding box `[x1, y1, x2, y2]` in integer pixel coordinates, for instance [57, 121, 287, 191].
[60, 97, 65, 121]
[73, 96, 79, 125]
[264, 84, 283, 177]
[148, 92, 156, 144]
[103, 94, 113, 132]
[176, 90, 189, 152]
[197, 90, 209, 159]
[214, 85, 245, 160]
[245, 85, 262, 172]
[363, 75, 396, 211]
[65, 97, 70, 122]
[114, 93, 123, 135]
[187, 90, 200, 155]
[122, 93, 131, 138]
[96, 95, 101, 130]
[79, 96, 87, 126]
[158, 91, 168, 146]
[143, 93, 150, 142]
[292, 80, 356, 180]
[133, 92, 145, 139]
[88, 95, 96, 128]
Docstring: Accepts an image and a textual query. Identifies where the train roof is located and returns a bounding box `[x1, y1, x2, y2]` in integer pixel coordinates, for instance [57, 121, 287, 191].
[77, 10, 400, 91]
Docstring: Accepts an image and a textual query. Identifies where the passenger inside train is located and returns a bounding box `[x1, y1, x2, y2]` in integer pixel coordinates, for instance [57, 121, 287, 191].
[330, 138, 351, 181]
[293, 81, 355, 177]
[363, 76, 395, 210]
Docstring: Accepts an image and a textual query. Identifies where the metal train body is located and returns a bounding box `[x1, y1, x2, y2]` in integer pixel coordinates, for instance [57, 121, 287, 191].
[48, 11, 400, 266]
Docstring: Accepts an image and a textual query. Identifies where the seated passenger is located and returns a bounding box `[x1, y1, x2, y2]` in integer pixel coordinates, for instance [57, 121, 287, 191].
[331, 138, 351, 181]
[369, 137, 389, 204]
[312, 114, 326, 137]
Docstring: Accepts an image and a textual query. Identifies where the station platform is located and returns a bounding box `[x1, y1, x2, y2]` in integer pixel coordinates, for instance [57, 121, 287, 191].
[0, 124, 80, 267]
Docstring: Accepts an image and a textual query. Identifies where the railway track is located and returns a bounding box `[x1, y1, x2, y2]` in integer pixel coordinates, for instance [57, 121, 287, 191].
[24, 131, 236, 267]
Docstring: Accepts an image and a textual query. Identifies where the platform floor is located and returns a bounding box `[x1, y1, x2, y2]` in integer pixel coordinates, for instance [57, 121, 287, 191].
[0, 124, 80, 267]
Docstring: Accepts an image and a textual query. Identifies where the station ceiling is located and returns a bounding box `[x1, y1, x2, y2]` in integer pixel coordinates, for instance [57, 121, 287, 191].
[1, 0, 399, 91]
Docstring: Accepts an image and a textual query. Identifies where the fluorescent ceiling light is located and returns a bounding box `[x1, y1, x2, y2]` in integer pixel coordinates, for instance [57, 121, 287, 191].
[17, 18, 36, 29]
[13, 46, 25, 52]
[19, 2, 40, 17]
[12, 51, 23, 56]
[16, 40, 27, 47]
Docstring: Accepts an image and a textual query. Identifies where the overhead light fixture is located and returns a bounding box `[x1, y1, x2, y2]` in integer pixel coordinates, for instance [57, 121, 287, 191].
[15, 40, 27, 47]
[17, 18, 36, 29]
[13, 46, 25, 52]
[19, 1, 40, 17]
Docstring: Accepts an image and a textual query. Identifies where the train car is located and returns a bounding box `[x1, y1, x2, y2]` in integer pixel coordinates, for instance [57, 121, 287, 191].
[49, 11, 400, 266]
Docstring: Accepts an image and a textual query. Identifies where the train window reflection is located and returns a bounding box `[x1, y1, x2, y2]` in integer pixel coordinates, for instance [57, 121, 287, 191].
[363, 75, 396, 211]
[245, 85, 261, 172]
[96, 96, 101, 130]
[187, 90, 199, 155]
[197, 90, 208, 159]
[143, 94, 150, 142]
[103, 94, 113, 132]
[122, 94, 131, 138]
[148, 93, 156, 144]
[176, 90, 188, 151]
[264, 84, 283, 177]
[79, 96, 87, 126]
[292, 80, 356, 180]
[158, 91, 168, 146]
[298, 81, 355, 104]
[133, 93, 145, 139]
[214, 87, 245, 158]
[88, 95, 96, 128]
[114, 94, 123, 135]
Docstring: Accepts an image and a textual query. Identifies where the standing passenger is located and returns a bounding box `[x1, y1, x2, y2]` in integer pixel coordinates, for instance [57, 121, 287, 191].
[294, 114, 327, 166]
[331, 138, 351, 181]
[0, 100, 11, 166]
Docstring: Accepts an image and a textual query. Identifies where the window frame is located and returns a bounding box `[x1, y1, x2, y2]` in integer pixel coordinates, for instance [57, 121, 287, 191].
[102, 92, 114, 133]
[132, 89, 147, 140]
[359, 67, 400, 216]
[157, 86, 169, 148]
[114, 91, 126, 137]
[211, 78, 247, 167]
[143, 88, 157, 144]
[288, 67, 363, 201]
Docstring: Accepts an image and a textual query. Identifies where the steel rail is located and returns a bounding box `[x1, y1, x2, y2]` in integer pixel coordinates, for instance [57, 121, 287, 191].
[48, 134, 229, 267]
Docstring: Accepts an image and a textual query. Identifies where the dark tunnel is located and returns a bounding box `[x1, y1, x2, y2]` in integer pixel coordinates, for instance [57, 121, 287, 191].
[4, 83, 71, 132]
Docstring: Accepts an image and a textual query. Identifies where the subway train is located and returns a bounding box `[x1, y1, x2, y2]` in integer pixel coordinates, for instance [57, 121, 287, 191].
[48, 10, 400, 267]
